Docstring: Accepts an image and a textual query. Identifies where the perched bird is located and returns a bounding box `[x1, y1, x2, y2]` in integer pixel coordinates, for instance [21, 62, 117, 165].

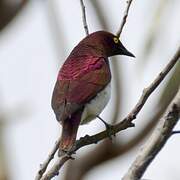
[51, 31, 135, 153]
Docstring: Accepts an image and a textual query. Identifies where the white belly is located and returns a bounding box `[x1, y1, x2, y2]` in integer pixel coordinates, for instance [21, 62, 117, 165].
[80, 83, 111, 124]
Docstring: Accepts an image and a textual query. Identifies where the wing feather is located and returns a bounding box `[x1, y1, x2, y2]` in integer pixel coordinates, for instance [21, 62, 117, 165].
[51, 56, 111, 122]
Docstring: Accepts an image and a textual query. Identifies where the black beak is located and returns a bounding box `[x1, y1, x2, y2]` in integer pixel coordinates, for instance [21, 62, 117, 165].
[122, 48, 135, 58]
[119, 43, 135, 58]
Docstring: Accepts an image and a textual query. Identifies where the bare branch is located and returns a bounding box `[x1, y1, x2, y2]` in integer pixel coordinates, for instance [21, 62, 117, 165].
[41, 156, 72, 180]
[116, 0, 134, 37]
[80, 0, 89, 35]
[35, 137, 61, 180]
[122, 88, 180, 180]
[39, 46, 180, 179]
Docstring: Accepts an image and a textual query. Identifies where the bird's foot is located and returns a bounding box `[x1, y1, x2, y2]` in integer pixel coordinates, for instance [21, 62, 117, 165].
[58, 148, 76, 158]
[58, 149, 66, 157]
[97, 116, 115, 140]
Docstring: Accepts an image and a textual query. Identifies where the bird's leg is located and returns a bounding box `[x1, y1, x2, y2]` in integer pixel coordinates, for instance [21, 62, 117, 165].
[97, 115, 112, 129]
[97, 115, 115, 140]
[171, 130, 180, 136]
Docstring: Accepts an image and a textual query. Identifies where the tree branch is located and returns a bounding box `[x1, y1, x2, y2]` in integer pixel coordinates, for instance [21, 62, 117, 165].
[80, 0, 89, 35]
[41, 156, 72, 180]
[116, 0, 134, 37]
[35, 137, 61, 180]
[122, 87, 180, 180]
[37, 46, 180, 180]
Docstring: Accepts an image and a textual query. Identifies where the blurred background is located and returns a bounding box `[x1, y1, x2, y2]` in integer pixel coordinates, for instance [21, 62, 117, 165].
[0, 0, 179, 180]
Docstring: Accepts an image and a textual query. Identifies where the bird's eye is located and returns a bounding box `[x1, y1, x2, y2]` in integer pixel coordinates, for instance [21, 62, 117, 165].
[113, 37, 119, 44]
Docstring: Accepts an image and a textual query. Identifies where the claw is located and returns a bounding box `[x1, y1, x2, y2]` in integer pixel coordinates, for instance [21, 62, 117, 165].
[58, 148, 76, 158]
[58, 149, 67, 157]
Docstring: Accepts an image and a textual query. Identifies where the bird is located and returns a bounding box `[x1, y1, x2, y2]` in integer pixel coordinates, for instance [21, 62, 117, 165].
[51, 31, 135, 154]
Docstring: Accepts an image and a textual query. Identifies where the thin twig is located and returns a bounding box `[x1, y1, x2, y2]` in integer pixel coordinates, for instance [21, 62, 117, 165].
[39, 46, 180, 179]
[116, 0, 134, 38]
[80, 0, 89, 35]
[35, 137, 61, 180]
[122, 88, 180, 180]
[41, 156, 72, 180]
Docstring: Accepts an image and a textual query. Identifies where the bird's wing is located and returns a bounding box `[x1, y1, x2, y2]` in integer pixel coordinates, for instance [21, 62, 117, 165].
[51, 56, 111, 122]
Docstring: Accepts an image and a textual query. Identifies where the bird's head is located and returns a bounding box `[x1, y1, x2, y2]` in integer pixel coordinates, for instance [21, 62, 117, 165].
[80, 31, 135, 58]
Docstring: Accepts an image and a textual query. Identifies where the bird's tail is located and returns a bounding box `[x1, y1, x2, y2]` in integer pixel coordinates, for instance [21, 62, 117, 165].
[59, 110, 82, 154]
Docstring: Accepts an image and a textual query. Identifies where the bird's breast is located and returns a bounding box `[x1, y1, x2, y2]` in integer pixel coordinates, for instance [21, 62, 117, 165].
[80, 83, 111, 124]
